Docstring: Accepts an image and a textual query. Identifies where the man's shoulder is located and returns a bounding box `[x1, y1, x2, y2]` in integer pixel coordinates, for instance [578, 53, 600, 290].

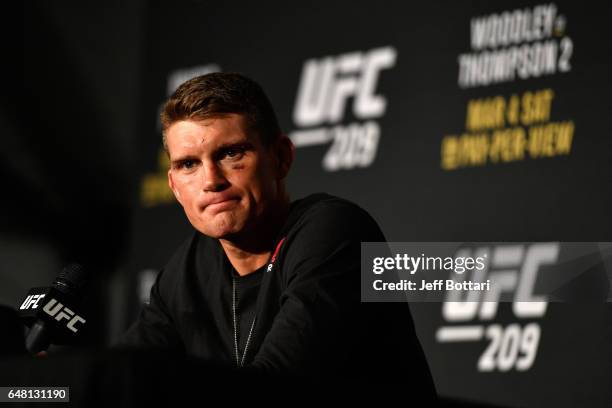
[292, 192, 376, 220]
[287, 193, 386, 241]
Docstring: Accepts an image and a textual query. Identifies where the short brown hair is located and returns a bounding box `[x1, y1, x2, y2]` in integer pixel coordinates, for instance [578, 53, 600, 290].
[160, 72, 282, 150]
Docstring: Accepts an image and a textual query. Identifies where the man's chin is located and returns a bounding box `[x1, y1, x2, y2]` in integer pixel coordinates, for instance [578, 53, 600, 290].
[194, 225, 237, 239]
[194, 220, 244, 240]
[208, 228, 237, 239]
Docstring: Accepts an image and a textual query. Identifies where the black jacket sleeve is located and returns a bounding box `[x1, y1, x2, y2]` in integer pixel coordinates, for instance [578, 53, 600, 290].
[113, 269, 184, 352]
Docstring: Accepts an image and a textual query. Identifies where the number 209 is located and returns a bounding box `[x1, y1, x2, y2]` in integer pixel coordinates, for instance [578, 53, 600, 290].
[478, 323, 541, 372]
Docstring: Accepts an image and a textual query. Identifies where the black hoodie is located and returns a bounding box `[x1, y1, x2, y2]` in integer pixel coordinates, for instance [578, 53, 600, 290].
[117, 193, 436, 398]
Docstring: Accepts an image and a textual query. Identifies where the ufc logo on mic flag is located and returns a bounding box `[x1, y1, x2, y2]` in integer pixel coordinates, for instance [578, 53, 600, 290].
[20, 294, 46, 310]
[43, 298, 86, 333]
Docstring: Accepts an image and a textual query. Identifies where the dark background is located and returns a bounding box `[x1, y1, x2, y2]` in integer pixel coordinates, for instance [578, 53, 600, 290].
[7, 1, 612, 406]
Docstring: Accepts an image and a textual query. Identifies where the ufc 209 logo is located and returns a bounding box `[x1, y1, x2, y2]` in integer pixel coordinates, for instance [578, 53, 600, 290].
[290, 46, 397, 171]
[437, 243, 559, 372]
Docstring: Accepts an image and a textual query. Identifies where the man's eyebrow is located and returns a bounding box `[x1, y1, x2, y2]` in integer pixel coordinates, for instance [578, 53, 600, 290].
[215, 140, 253, 150]
[170, 154, 199, 166]
[212, 141, 255, 156]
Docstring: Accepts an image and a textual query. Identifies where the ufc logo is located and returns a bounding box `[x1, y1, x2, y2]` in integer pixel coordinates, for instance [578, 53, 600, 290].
[443, 242, 560, 322]
[20, 294, 46, 310]
[293, 46, 396, 127]
[43, 298, 86, 333]
[437, 243, 560, 372]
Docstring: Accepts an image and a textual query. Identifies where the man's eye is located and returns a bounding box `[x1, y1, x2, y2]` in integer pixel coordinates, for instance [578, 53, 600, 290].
[222, 147, 246, 161]
[178, 159, 197, 169]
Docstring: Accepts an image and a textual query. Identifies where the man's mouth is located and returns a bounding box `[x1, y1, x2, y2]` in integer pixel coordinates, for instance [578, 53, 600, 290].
[204, 197, 240, 213]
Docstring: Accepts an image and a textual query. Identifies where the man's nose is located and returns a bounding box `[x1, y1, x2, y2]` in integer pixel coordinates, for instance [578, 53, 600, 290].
[202, 161, 229, 192]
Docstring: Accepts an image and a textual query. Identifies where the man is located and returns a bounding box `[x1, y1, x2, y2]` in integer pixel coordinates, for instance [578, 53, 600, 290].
[118, 73, 436, 395]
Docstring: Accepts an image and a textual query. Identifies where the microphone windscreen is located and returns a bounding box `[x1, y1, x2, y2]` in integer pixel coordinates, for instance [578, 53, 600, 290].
[53, 262, 87, 294]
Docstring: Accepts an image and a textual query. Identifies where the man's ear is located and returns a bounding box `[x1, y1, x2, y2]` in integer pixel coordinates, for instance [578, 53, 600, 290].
[168, 169, 182, 203]
[275, 134, 294, 180]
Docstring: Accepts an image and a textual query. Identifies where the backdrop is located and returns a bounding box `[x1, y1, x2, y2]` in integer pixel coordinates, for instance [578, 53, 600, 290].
[13, 1, 612, 407]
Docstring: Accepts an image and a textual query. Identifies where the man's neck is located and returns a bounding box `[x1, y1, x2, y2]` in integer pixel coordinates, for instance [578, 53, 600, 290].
[219, 198, 290, 276]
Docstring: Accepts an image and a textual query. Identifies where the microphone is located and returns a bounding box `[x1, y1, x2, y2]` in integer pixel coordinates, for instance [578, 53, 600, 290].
[18, 263, 89, 354]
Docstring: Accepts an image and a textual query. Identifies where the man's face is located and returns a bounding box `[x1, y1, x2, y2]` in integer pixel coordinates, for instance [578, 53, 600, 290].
[166, 114, 287, 239]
